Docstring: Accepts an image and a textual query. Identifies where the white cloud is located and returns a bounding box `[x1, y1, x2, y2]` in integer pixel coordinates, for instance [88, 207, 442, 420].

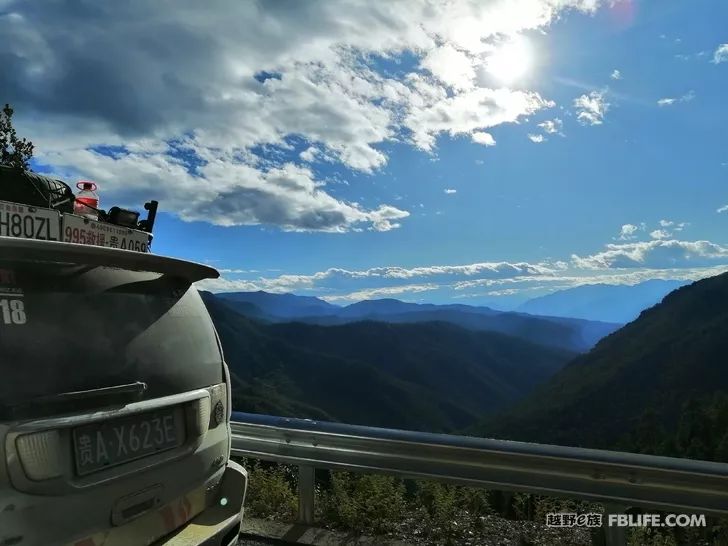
[712, 43, 728, 64]
[658, 219, 690, 234]
[213, 260, 562, 295]
[199, 255, 728, 303]
[573, 90, 609, 125]
[196, 258, 568, 301]
[196, 278, 261, 293]
[657, 90, 695, 107]
[572, 239, 728, 269]
[444, 188, 457, 194]
[420, 44, 475, 91]
[364, 261, 558, 281]
[406, 86, 554, 151]
[610, 69, 622, 80]
[485, 288, 525, 297]
[538, 118, 563, 135]
[528, 133, 546, 143]
[717, 204, 728, 214]
[218, 268, 258, 274]
[43, 149, 409, 232]
[617, 223, 641, 241]
[321, 284, 439, 303]
[454, 265, 728, 300]
[367, 205, 411, 232]
[471, 131, 496, 146]
[3, 0, 605, 231]
[299, 146, 319, 162]
[636, 220, 688, 241]
[615, 219, 689, 241]
[675, 51, 709, 62]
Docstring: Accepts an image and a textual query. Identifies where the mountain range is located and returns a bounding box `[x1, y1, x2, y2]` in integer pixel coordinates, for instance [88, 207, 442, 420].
[215, 291, 620, 353]
[204, 273, 728, 461]
[201, 291, 575, 432]
[477, 271, 728, 461]
[219, 290, 336, 319]
[516, 279, 690, 323]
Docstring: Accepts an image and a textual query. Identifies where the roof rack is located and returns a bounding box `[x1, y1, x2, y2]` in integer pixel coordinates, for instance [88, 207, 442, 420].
[1, 167, 157, 253]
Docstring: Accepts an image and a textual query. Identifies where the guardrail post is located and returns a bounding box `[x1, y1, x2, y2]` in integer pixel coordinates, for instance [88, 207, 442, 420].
[297, 465, 315, 525]
[602, 504, 629, 546]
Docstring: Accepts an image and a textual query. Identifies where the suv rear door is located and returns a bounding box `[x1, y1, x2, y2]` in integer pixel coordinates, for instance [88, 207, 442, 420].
[0, 239, 232, 545]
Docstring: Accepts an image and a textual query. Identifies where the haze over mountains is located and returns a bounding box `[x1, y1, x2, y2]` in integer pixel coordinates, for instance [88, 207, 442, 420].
[220, 290, 336, 319]
[216, 291, 620, 353]
[516, 279, 690, 323]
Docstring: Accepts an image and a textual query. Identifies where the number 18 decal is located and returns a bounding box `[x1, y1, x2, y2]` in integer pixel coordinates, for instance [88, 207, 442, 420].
[0, 299, 27, 325]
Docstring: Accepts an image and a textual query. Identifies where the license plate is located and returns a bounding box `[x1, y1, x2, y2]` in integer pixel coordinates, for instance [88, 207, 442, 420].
[73, 407, 185, 476]
[62, 213, 150, 252]
[0, 200, 61, 241]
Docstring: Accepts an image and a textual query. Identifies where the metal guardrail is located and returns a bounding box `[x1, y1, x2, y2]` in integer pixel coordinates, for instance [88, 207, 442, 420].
[231, 411, 728, 545]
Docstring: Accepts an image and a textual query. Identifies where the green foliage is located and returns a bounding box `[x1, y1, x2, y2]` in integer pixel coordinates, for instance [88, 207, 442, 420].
[319, 472, 407, 535]
[411, 480, 494, 543]
[414, 480, 462, 539]
[510, 492, 534, 520]
[239, 458, 725, 546]
[0, 104, 34, 170]
[618, 392, 728, 463]
[529, 496, 601, 525]
[628, 526, 679, 546]
[240, 464, 592, 544]
[479, 271, 728, 459]
[319, 473, 501, 543]
[708, 518, 728, 546]
[238, 458, 298, 522]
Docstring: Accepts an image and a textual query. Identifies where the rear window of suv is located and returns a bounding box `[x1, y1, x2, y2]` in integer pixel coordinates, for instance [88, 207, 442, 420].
[0, 260, 223, 418]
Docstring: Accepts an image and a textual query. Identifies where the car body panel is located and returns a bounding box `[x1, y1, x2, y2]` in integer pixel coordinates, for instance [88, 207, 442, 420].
[64, 461, 247, 546]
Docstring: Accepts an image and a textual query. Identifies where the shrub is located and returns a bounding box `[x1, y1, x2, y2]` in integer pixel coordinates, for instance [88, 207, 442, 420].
[628, 527, 679, 546]
[319, 472, 407, 535]
[241, 458, 298, 522]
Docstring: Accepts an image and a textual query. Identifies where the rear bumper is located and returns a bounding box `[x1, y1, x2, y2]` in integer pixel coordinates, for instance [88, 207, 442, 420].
[157, 460, 248, 546]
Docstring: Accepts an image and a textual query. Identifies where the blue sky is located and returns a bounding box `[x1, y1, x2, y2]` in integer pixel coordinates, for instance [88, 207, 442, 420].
[3, 0, 728, 306]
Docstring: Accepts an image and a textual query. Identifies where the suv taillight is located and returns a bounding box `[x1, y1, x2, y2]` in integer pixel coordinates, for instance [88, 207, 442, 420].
[209, 384, 226, 428]
[16, 430, 64, 481]
[189, 395, 211, 437]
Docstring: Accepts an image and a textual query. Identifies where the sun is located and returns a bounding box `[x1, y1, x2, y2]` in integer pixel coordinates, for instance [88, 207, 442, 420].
[486, 36, 533, 84]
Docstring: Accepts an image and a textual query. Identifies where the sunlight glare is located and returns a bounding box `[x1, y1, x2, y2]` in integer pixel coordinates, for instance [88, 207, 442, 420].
[486, 36, 533, 84]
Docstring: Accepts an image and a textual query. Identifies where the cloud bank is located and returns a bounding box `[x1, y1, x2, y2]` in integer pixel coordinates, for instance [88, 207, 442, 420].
[1, 0, 602, 231]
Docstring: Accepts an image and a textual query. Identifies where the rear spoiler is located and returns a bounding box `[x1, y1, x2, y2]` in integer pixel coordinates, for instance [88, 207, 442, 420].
[0, 237, 219, 283]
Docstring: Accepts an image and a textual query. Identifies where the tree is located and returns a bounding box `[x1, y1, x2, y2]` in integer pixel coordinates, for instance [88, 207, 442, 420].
[0, 104, 34, 170]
